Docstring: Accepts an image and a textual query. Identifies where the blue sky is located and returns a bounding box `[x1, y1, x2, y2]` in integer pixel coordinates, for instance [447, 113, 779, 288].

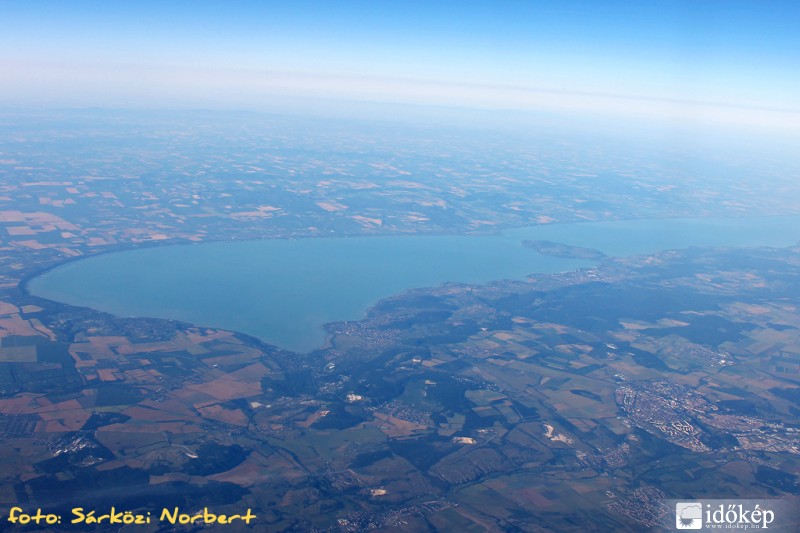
[1, 1, 798, 132]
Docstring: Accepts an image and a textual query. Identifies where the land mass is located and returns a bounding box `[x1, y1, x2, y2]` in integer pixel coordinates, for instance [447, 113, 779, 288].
[1, 110, 800, 531]
[522, 239, 606, 259]
[2, 244, 800, 531]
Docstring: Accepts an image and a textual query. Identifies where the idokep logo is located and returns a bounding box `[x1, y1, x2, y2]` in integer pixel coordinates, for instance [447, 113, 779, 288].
[670, 500, 783, 530]
[675, 502, 703, 529]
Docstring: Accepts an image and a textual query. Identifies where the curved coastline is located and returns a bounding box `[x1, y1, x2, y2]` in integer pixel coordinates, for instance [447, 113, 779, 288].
[24, 214, 800, 353]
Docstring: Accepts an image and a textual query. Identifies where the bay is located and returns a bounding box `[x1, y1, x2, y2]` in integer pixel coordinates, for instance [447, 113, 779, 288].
[28, 216, 800, 352]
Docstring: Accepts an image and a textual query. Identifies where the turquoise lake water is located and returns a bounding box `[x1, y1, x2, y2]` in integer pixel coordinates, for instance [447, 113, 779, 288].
[28, 216, 800, 352]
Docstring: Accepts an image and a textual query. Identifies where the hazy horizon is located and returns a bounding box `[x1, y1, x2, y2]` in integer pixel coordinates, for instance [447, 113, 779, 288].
[2, 1, 799, 137]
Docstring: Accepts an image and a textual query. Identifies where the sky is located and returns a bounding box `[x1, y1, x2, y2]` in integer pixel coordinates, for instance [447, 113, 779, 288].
[1, 1, 798, 133]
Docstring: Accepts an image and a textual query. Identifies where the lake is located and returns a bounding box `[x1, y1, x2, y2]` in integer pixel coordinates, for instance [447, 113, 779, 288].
[28, 216, 800, 352]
